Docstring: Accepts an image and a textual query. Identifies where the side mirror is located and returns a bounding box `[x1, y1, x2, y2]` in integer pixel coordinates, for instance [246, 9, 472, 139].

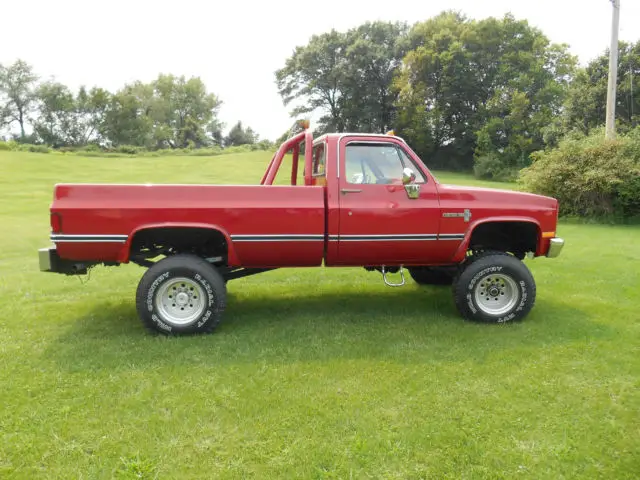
[402, 167, 416, 185]
[402, 167, 420, 199]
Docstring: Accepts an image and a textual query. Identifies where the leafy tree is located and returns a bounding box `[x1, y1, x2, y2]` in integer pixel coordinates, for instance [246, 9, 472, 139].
[275, 22, 407, 134]
[75, 86, 111, 145]
[0, 59, 38, 141]
[562, 40, 640, 136]
[152, 74, 222, 148]
[394, 12, 575, 173]
[340, 21, 408, 133]
[32, 81, 75, 146]
[206, 119, 224, 146]
[32, 83, 110, 146]
[101, 82, 155, 148]
[394, 12, 473, 170]
[276, 29, 349, 132]
[225, 121, 258, 146]
[99, 75, 222, 148]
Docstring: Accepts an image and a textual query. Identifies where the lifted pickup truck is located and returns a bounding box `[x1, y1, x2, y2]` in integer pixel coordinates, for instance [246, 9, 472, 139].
[39, 124, 564, 335]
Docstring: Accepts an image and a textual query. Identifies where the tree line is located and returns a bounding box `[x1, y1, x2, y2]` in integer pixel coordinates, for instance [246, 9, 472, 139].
[2, 9, 639, 181]
[0, 63, 264, 150]
[276, 12, 640, 179]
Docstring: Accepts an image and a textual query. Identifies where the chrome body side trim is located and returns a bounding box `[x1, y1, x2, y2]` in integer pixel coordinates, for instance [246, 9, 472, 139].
[51, 234, 128, 243]
[230, 234, 324, 242]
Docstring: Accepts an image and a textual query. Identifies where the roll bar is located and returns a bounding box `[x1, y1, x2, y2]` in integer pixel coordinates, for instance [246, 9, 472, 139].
[260, 125, 313, 186]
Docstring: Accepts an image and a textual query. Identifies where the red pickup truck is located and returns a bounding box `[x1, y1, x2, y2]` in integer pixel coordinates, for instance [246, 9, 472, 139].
[39, 125, 564, 335]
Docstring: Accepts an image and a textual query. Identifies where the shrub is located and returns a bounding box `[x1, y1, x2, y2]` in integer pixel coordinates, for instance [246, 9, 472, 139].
[186, 147, 224, 157]
[80, 151, 113, 158]
[57, 146, 77, 153]
[26, 144, 50, 153]
[519, 128, 640, 221]
[113, 145, 144, 155]
[0, 140, 275, 159]
[83, 144, 102, 153]
[474, 154, 519, 181]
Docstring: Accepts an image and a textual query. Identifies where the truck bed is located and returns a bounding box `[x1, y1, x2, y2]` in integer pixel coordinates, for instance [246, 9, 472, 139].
[51, 184, 326, 267]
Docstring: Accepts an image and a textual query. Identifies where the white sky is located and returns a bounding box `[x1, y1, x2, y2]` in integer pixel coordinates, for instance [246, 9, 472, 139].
[1, 0, 638, 141]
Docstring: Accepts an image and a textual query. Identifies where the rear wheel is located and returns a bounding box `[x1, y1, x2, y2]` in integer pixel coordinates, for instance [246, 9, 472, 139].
[452, 253, 536, 323]
[135, 254, 226, 335]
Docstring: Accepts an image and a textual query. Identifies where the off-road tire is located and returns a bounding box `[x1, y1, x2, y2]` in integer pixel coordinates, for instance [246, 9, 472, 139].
[453, 253, 536, 323]
[408, 266, 457, 286]
[450, 250, 512, 291]
[135, 254, 226, 335]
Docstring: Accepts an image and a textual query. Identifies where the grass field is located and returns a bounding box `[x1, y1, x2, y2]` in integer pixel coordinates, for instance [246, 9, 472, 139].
[1, 150, 639, 479]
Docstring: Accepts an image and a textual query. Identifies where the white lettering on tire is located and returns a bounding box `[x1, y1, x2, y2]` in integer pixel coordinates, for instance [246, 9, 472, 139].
[151, 314, 172, 332]
[515, 281, 528, 312]
[194, 273, 215, 307]
[466, 293, 477, 314]
[497, 312, 516, 323]
[468, 266, 503, 291]
[147, 272, 170, 312]
[196, 309, 212, 328]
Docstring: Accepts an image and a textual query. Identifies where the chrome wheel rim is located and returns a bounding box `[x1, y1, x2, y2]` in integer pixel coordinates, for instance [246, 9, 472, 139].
[155, 277, 206, 326]
[474, 273, 519, 316]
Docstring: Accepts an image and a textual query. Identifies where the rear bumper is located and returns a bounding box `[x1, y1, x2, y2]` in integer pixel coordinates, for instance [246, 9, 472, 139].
[39, 247, 54, 271]
[39, 247, 89, 275]
[546, 237, 565, 258]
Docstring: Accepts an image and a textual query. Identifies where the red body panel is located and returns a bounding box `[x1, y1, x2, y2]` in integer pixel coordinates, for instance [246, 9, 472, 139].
[52, 184, 325, 267]
[436, 184, 558, 261]
[330, 134, 449, 266]
[49, 132, 559, 268]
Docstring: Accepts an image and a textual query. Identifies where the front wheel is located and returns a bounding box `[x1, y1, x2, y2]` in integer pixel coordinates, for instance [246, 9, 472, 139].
[135, 254, 227, 335]
[452, 253, 536, 323]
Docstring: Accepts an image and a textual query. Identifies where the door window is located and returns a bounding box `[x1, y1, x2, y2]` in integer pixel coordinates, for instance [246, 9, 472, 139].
[345, 143, 426, 185]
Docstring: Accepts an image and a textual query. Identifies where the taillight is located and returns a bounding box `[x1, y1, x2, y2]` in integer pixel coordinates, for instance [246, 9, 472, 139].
[51, 212, 62, 233]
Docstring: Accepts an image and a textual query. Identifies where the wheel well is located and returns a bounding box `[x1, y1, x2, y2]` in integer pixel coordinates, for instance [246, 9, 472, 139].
[129, 227, 228, 264]
[468, 222, 538, 258]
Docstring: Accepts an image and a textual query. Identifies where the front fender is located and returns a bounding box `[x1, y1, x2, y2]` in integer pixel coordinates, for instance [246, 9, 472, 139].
[451, 216, 542, 263]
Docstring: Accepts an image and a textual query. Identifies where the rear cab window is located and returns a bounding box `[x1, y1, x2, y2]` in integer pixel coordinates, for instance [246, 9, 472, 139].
[311, 141, 327, 185]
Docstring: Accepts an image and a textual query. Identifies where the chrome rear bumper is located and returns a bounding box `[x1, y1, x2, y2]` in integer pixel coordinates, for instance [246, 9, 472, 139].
[38, 247, 89, 275]
[39, 247, 55, 272]
[546, 238, 565, 258]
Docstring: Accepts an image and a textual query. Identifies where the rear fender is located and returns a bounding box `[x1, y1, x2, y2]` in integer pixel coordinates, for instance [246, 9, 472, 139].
[119, 222, 240, 266]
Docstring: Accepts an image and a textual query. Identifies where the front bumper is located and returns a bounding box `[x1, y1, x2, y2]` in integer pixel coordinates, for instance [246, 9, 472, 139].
[546, 237, 565, 258]
[39, 247, 89, 275]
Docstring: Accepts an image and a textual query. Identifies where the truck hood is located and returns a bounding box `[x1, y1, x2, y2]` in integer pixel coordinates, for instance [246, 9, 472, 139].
[437, 184, 559, 210]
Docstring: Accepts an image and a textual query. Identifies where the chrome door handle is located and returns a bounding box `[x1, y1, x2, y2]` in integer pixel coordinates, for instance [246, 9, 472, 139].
[341, 188, 363, 194]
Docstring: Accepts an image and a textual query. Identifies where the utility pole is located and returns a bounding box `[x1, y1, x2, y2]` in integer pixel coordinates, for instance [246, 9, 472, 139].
[605, 0, 621, 139]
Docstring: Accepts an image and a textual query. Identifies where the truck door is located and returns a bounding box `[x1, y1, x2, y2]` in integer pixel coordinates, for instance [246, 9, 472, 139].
[335, 136, 444, 266]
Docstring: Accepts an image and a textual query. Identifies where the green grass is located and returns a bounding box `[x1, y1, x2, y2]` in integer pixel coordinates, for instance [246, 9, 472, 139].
[1, 150, 639, 479]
